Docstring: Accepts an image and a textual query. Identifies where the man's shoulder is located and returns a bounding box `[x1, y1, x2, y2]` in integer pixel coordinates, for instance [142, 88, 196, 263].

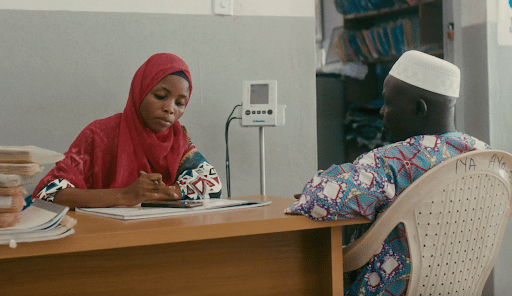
[375, 132, 489, 165]
[354, 132, 489, 166]
[382, 132, 488, 150]
[439, 132, 490, 151]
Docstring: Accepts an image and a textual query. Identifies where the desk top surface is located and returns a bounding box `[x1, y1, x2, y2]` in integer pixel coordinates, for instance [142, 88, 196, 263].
[0, 195, 369, 259]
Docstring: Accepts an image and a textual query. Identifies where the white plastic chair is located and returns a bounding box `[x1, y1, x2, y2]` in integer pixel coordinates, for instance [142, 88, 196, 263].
[343, 150, 512, 296]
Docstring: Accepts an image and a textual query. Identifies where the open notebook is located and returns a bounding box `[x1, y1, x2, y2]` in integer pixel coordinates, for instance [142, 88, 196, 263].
[76, 198, 272, 220]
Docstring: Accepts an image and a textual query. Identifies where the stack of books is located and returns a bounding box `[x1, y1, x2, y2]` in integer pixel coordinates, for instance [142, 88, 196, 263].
[0, 146, 76, 247]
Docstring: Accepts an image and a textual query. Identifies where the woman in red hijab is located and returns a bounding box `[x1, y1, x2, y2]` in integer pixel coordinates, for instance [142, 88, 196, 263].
[33, 53, 222, 209]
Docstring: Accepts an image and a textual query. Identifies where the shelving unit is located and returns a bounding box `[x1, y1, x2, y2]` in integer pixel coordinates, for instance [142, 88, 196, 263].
[336, 0, 444, 162]
[337, 0, 443, 64]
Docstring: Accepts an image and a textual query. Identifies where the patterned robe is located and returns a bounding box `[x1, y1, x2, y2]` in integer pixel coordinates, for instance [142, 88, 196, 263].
[287, 132, 488, 295]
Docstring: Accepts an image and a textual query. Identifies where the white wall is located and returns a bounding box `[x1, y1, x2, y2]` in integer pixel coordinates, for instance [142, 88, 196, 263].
[0, 0, 318, 199]
[485, 1, 512, 295]
[0, 0, 313, 16]
[314, 0, 343, 70]
[321, 0, 343, 50]
[450, 0, 512, 294]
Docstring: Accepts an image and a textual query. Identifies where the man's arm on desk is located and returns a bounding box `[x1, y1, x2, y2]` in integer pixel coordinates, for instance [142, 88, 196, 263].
[285, 149, 393, 222]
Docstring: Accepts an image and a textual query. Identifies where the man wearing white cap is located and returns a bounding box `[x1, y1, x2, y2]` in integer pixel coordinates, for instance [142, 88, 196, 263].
[286, 50, 489, 295]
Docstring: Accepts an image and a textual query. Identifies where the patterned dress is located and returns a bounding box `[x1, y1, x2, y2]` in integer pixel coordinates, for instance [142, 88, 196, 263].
[286, 132, 488, 296]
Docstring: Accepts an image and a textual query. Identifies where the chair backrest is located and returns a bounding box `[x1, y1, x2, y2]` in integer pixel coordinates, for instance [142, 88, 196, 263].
[343, 150, 512, 296]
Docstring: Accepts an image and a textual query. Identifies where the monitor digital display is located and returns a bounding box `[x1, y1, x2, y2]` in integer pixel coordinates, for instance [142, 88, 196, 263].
[250, 84, 269, 105]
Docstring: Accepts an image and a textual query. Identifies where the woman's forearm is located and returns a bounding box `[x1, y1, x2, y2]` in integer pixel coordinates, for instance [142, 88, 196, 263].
[53, 182, 182, 210]
[53, 187, 125, 209]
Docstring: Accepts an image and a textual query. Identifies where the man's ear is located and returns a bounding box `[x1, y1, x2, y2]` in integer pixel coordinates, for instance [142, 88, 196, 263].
[414, 99, 427, 117]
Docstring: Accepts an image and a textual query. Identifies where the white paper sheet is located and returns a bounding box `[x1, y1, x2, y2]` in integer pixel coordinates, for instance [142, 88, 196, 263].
[76, 199, 272, 220]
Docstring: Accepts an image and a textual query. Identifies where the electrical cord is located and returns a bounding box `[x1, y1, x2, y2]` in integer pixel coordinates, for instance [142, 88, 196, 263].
[225, 104, 241, 198]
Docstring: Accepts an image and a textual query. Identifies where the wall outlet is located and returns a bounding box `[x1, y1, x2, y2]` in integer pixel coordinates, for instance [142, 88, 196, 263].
[213, 0, 233, 15]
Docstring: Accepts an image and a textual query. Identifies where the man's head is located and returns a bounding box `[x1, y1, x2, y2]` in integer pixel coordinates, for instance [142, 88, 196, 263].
[380, 50, 460, 143]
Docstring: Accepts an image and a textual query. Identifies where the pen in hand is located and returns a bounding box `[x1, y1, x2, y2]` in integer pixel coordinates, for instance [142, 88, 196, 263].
[140, 171, 161, 185]
[140, 171, 179, 200]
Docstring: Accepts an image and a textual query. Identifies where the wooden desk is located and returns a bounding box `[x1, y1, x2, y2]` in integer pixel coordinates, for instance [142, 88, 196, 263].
[0, 196, 368, 296]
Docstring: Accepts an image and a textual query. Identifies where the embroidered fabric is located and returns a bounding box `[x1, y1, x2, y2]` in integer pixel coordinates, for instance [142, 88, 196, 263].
[36, 179, 75, 202]
[177, 162, 222, 200]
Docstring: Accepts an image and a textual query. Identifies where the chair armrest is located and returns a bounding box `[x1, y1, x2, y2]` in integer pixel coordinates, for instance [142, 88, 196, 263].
[342, 223, 391, 272]
[342, 211, 407, 272]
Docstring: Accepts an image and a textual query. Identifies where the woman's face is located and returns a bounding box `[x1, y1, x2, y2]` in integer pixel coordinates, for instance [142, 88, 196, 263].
[139, 74, 190, 133]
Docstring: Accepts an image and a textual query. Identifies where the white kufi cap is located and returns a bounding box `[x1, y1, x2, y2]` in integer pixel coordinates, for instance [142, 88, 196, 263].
[389, 50, 460, 97]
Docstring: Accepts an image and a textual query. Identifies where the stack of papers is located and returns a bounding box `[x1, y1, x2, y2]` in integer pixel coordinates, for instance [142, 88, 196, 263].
[0, 145, 65, 164]
[0, 145, 65, 234]
[0, 199, 76, 247]
[77, 198, 272, 220]
[0, 145, 65, 185]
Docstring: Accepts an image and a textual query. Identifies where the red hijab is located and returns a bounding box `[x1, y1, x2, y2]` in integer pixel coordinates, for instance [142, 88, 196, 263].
[114, 53, 193, 186]
[33, 53, 193, 195]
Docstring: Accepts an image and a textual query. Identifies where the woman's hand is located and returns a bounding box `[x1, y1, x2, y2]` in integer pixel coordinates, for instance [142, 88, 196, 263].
[53, 174, 184, 209]
[118, 173, 181, 207]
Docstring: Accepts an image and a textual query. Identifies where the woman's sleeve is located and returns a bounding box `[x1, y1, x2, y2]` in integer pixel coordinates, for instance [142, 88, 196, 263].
[32, 127, 98, 201]
[286, 148, 396, 222]
[176, 147, 222, 200]
[35, 178, 75, 202]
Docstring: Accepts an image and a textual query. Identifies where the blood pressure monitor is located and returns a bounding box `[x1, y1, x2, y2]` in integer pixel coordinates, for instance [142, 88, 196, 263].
[241, 80, 278, 127]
